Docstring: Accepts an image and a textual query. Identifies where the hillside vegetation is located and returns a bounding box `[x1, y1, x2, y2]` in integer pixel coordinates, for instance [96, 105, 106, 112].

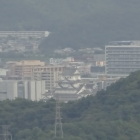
[0, 0, 140, 51]
[1, 71, 140, 139]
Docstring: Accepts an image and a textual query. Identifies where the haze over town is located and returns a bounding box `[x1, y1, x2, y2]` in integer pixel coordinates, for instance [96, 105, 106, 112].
[0, 1, 140, 140]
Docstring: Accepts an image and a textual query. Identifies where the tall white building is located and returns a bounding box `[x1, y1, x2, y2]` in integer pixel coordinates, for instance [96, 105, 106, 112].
[105, 41, 140, 76]
[0, 80, 45, 101]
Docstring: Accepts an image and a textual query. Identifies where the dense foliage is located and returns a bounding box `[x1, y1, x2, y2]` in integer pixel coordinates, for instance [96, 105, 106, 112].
[1, 71, 140, 139]
[1, 0, 140, 51]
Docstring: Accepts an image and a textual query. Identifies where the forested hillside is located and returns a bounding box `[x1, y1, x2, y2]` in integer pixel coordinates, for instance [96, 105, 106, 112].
[1, 71, 140, 140]
[0, 0, 140, 51]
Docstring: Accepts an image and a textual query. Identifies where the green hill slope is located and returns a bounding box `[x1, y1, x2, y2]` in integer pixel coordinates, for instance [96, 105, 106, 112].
[1, 71, 140, 139]
[1, 0, 140, 51]
[62, 71, 140, 139]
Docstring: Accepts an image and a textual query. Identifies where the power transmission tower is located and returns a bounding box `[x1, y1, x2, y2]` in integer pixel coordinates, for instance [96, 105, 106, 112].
[54, 98, 63, 139]
[3, 125, 9, 140]
[0, 125, 12, 140]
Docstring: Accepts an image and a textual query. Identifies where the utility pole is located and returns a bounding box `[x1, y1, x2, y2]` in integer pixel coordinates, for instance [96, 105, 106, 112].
[54, 98, 63, 139]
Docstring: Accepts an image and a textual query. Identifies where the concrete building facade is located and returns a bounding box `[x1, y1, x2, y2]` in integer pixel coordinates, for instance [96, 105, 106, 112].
[0, 31, 50, 38]
[7, 60, 45, 79]
[0, 80, 45, 101]
[105, 41, 140, 76]
[32, 65, 65, 90]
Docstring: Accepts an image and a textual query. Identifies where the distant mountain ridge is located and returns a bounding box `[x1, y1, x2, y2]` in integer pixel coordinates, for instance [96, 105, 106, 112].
[1, 0, 140, 50]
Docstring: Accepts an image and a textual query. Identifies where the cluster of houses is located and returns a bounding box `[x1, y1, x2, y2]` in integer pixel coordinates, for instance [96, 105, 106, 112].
[0, 32, 139, 102]
[0, 57, 118, 102]
[0, 31, 49, 53]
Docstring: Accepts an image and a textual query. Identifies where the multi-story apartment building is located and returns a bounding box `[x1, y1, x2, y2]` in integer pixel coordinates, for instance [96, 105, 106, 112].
[32, 65, 65, 90]
[105, 41, 140, 76]
[0, 80, 45, 101]
[7, 60, 45, 79]
[0, 31, 50, 38]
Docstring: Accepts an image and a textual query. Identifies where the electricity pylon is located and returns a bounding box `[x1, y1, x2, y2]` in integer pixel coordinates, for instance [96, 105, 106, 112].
[0, 125, 12, 140]
[54, 98, 63, 139]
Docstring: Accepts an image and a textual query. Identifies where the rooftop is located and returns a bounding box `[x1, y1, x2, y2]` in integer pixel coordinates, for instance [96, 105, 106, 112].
[62, 68, 78, 76]
[107, 41, 140, 46]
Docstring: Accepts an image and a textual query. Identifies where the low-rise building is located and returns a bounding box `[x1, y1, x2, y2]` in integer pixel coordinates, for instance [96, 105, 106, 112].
[81, 74, 120, 91]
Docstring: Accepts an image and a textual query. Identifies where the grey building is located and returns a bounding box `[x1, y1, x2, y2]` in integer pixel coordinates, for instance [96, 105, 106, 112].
[0, 80, 45, 101]
[105, 41, 140, 76]
[0, 31, 49, 38]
